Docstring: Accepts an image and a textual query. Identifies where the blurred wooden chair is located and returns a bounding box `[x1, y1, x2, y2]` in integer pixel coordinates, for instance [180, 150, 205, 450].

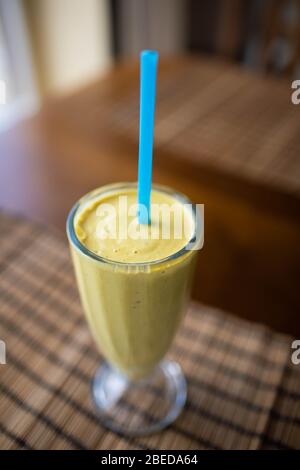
[188, 0, 300, 77]
[261, 0, 300, 76]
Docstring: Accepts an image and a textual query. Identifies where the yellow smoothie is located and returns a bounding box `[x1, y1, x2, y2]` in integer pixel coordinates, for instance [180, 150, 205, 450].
[68, 184, 199, 379]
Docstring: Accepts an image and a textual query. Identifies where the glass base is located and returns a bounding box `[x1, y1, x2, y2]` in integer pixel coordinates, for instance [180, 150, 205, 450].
[92, 360, 187, 437]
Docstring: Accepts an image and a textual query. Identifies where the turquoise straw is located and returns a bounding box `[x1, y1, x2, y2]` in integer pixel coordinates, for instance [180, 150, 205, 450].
[137, 50, 159, 224]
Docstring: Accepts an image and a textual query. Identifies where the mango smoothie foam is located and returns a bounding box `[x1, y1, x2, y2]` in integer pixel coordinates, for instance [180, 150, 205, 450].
[67, 183, 201, 380]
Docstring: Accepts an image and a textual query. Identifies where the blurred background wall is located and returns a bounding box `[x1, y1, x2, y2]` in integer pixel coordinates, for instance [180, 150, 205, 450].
[25, 0, 112, 95]
[111, 0, 187, 57]
[1, 0, 300, 129]
[0, 0, 113, 129]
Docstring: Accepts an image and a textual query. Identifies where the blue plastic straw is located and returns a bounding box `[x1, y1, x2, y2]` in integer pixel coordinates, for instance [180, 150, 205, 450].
[137, 50, 159, 224]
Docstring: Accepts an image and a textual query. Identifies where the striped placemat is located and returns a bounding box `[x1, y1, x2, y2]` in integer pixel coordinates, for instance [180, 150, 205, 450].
[0, 211, 299, 450]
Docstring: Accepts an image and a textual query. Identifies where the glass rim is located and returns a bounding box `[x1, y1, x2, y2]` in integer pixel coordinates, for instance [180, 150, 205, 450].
[66, 182, 199, 268]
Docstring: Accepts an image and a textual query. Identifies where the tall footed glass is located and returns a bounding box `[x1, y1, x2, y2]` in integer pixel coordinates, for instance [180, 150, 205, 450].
[67, 183, 202, 436]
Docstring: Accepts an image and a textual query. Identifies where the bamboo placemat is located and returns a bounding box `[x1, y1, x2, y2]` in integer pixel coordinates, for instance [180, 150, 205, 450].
[0, 211, 299, 450]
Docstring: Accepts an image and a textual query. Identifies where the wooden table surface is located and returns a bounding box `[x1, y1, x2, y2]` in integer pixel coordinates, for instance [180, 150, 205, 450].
[0, 56, 300, 335]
